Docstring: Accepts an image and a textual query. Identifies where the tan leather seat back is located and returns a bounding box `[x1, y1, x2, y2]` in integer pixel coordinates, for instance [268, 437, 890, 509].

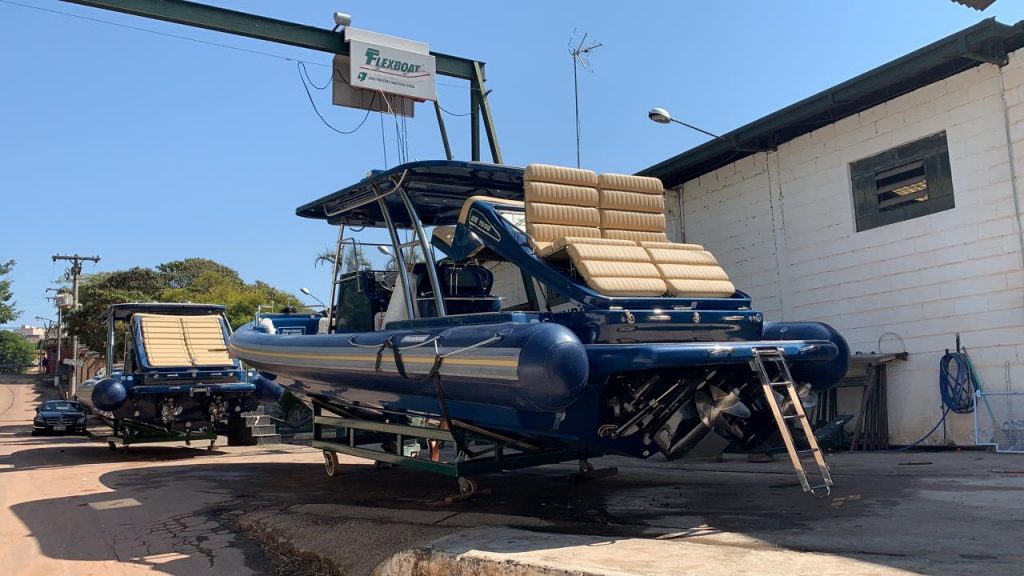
[597, 173, 669, 244]
[523, 164, 602, 253]
[137, 313, 233, 368]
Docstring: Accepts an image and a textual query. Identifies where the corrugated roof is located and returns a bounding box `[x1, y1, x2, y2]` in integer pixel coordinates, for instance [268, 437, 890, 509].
[639, 18, 1024, 189]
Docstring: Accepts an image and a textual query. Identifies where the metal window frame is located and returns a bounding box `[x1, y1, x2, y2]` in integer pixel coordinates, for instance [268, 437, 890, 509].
[850, 131, 955, 232]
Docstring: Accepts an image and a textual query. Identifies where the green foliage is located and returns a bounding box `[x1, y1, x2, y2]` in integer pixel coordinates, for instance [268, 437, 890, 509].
[157, 258, 243, 289]
[0, 259, 19, 325]
[315, 245, 372, 273]
[63, 267, 166, 353]
[65, 259, 302, 352]
[0, 331, 35, 374]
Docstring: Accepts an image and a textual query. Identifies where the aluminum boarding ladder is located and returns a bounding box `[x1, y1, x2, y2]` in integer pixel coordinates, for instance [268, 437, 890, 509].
[751, 348, 833, 497]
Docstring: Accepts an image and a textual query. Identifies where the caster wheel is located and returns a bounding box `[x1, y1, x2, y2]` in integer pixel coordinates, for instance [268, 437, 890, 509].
[323, 450, 339, 477]
[457, 477, 478, 495]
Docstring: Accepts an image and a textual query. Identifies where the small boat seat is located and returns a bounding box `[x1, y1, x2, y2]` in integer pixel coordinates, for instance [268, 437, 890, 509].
[136, 313, 232, 368]
[411, 261, 502, 317]
[597, 173, 736, 298]
[431, 226, 456, 252]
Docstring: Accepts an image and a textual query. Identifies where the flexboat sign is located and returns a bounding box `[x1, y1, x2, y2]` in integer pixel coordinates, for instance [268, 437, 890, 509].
[346, 27, 436, 102]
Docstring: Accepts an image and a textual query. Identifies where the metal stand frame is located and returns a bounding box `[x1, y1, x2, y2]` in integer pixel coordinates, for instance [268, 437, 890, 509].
[311, 399, 604, 500]
[93, 419, 218, 451]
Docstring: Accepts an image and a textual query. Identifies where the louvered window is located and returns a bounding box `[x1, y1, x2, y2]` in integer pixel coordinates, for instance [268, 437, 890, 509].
[850, 132, 954, 232]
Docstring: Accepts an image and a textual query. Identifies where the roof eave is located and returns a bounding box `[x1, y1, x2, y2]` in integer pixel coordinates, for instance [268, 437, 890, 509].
[639, 18, 1024, 189]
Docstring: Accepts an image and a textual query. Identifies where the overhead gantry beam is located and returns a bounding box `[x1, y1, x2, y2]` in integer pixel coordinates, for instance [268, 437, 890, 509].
[61, 0, 503, 162]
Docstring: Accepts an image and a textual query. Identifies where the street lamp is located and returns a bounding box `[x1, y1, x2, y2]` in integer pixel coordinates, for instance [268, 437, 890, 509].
[649, 107, 767, 153]
[300, 287, 329, 310]
[648, 107, 729, 141]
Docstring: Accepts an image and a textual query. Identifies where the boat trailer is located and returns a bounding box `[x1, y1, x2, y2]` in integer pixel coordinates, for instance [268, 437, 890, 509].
[311, 399, 612, 501]
[90, 419, 218, 452]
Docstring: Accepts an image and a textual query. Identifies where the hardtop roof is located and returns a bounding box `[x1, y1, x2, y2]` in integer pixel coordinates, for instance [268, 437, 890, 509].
[101, 302, 226, 322]
[295, 160, 525, 228]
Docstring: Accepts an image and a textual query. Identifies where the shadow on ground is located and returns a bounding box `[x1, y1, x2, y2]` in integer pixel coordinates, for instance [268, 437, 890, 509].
[14, 444, 999, 575]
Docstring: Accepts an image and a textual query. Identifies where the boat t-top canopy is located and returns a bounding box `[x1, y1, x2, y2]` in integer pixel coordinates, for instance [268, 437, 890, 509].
[296, 161, 525, 228]
[101, 303, 227, 322]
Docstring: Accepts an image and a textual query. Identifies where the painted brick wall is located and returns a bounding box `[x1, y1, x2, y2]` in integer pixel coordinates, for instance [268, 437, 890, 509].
[670, 52, 1024, 445]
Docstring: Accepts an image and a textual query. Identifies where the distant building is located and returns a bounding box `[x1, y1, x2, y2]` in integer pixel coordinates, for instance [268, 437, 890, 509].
[640, 19, 1024, 446]
[6, 324, 44, 345]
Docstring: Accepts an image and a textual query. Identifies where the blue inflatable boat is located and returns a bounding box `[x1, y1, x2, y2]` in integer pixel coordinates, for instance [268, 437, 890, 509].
[231, 161, 849, 495]
[82, 303, 275, 449]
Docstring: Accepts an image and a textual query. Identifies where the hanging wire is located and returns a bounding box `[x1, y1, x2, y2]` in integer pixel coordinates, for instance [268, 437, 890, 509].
[296, 62, 373, 135]
[436, 99, 472, 117]
[379, 111, 388, 169]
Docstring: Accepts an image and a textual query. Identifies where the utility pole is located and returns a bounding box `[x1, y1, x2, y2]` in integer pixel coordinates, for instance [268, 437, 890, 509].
[44, 289, 63, 388]
[52, 254, 100, 399]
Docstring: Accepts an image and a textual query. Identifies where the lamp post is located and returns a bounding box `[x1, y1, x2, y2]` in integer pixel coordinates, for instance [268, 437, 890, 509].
[648, 107, 767, 154]
[648, 107, 731, 142]
[300, 287, 329, 310]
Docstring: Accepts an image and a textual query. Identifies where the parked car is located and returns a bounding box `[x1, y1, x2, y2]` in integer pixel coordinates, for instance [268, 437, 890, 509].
[32, 400, 88, 435]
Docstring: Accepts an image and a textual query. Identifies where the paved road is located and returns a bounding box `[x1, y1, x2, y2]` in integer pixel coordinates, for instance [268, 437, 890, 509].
[0, 375, 293, 575]
[3, 373, 1024, 575]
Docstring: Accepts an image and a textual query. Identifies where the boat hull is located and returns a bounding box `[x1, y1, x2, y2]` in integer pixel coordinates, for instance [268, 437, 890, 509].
[230, 317, 846, 453]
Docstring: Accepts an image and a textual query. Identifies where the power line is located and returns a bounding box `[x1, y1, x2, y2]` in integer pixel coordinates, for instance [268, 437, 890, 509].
[0, 0, 325, 66]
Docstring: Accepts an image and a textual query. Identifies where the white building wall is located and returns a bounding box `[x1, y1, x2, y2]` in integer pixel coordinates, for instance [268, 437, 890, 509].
[671, 52, 1024, 445]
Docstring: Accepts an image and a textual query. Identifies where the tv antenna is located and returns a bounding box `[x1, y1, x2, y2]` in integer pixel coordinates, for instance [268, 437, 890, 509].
[569, 31, 602, 168]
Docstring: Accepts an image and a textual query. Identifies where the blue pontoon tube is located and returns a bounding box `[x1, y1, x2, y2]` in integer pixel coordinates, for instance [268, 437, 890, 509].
[232, 161, 849, 496]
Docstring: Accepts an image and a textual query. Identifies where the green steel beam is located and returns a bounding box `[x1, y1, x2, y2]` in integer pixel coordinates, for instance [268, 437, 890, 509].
[61, 0, 480, 81]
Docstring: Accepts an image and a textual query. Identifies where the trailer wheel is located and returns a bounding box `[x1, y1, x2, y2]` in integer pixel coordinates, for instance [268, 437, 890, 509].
[323, 450, 339, 477]
[457, 476, 478, 495]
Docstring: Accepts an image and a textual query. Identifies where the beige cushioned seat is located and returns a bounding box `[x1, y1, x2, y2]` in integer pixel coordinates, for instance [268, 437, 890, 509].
[432, 225, 455, 249]
[565, 243, 666, 296]
[520, 164, 735, 298]
[138, 313, 232, 368]
[523, 165, 602, 254]
[597, 173, 735, 298]
[523, 164, 666, 297]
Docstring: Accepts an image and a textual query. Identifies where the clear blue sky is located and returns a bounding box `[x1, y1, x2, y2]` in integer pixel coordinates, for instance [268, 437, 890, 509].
[3, 0, 1024, 326]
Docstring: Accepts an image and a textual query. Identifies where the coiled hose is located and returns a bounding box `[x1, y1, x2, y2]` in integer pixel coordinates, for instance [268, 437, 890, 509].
[894, 351, 978, 450]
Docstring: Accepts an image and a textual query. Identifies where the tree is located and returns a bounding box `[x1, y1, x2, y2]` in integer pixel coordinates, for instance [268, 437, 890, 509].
[157, 258, 243, 289]
[0, 331, 35, 374]
[63, 267, 166, 352]
[315, 245, 371, 273]
[0, 260, 19, 325]
[66, 259, 303, 352]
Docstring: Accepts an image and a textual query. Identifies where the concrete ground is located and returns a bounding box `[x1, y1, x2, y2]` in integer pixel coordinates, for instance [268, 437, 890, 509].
[2, 374, 1023, 575]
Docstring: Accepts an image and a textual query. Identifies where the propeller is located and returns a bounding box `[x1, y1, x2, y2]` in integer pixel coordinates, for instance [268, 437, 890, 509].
[694, 385, 751, 439]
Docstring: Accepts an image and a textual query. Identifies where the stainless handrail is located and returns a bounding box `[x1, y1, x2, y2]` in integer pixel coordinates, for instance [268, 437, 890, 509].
[325, 224, 346, 333]
[397, 183, 446, 317]
[375, 174, 416, 320]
